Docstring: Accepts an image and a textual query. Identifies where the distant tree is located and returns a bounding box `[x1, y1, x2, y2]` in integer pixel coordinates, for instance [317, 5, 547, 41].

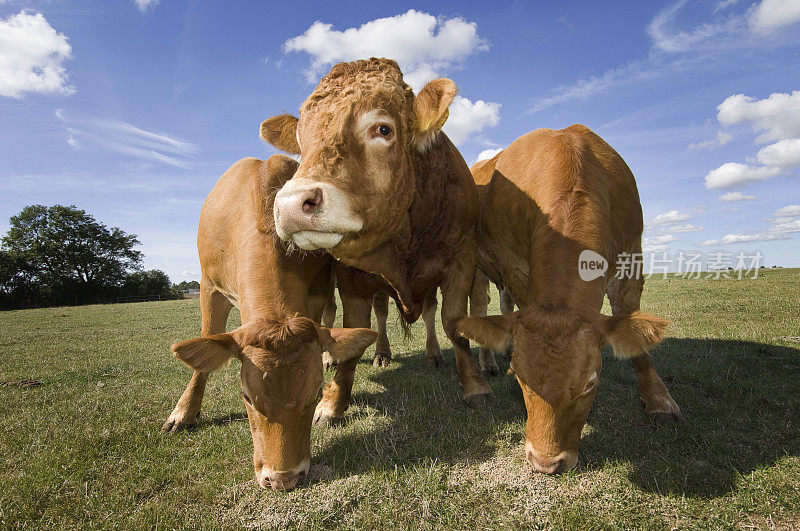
[1, 205, 143, 307]
[123, 269, 175, 299]
[174, 280, 200, 291]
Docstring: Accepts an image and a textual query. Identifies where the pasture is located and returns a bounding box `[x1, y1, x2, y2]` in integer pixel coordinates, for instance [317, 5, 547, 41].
[1, 269, 799, 529]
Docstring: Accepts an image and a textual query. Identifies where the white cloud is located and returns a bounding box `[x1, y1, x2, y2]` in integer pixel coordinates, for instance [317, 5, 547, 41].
[721, 232, 788, 243]
[688, 131, 733, 150]
[283, 10, 499, 146]
[134, 0, 159, 12]
[717, 91, 800, 144]
[649, 210, 692, 226]
[0, 11, 74, 98]
[702, 203, 800, 246]
[704, 162, 781, 189]
[284, 10, 487, 87]
[774, 204, 800, 217]
[441, 96, 500, 145]
[670, 224, 703, 233]
[749, 0, 800, 34]
[181, 270, 198, 278]
[642, 234, 678, 252]
[719, 191, 756, 201]
[756, 137, 800, 169]
[476, 148, 503, 162]
[56, 110, 198, 168]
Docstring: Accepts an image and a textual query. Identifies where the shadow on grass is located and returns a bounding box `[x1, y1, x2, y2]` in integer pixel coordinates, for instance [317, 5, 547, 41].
[578, 337, 800, 498]
[311, 337, 800, 500]
[313, 347, 525, 476]
[201, 411, 248, 427]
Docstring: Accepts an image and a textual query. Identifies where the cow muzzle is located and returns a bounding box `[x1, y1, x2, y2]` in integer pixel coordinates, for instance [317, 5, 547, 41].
[273, 179, 363, 250]
[525, 442, 578, 475]
[257, 458, 310, 491]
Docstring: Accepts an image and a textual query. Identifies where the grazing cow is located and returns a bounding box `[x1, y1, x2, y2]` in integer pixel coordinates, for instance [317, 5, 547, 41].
[260, 58, 492, 425]
[163, 155, 377, 490]
[459, 126, 680, 474]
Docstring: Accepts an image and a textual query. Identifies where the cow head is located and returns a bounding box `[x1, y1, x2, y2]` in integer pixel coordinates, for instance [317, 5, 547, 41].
[171, 317, 377, 490]
[458, 308, 667, 474]
[263, 58, 457, 258]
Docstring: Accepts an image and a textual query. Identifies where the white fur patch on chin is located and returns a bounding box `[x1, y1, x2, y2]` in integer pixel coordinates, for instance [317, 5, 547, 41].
[292, 231, 344, 250]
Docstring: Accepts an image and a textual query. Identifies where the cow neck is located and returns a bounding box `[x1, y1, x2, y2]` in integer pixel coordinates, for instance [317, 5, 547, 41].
[239, 236, 322, 324]
[342, 135, 464, 322]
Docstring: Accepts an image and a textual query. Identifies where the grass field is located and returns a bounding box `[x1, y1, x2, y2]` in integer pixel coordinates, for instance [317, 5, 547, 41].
[1, 268, 799, 529]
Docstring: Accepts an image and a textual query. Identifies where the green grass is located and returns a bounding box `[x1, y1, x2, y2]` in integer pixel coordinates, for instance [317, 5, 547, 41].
[1, 268, 799, 529]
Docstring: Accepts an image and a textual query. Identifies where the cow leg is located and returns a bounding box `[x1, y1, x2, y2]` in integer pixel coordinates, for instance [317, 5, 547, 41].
[372, 291, 392, 368]
[470, 270, 499, 376]
[607, 276, 681, 420]
[314, 269, 373, 426]
[498, 286, 516, 359]
[422, 288, 443, 367]
[163, 281, 232, 433]
[440, 253, 493, 406]
[314, 264, 338, 371]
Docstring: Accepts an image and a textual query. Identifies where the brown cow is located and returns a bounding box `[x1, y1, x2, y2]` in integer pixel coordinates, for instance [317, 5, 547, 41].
[320, 266, 444, 372]
[260, 58, 492, 424]
[163, 155, 377, 490]
[459, 126, 680, 474]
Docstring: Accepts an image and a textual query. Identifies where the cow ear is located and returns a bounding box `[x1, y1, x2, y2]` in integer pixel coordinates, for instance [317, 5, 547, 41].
[457, 313, 515, 352]
[317, 327, 378, 362]
[170, 333, 241, 372]
[260, 114, 300, 154]
[413, 78, 458, 152]
[599, 311, 669, 358]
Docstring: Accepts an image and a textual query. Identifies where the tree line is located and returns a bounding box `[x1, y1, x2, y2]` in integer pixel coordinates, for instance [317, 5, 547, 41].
[0, 205, 192, 310]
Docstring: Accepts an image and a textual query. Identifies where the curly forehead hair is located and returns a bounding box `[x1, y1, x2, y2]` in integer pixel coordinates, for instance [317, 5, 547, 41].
[301, 58, 415, 115]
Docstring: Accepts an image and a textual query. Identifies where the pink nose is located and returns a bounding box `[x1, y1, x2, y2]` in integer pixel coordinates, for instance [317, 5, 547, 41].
[300, 188, 323, 214]
[259, 469, 307, 491]
[274, 187, 324, 236]
[526, 447, 577, 475]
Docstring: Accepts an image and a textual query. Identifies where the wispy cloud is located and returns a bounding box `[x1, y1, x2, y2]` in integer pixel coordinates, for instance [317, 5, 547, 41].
[688, 131, 733, 150]
[719, 191, 756, 201]
[133, 0, 159, 13]
[527, 0, 800, 114]
[55, 110, 198, 168]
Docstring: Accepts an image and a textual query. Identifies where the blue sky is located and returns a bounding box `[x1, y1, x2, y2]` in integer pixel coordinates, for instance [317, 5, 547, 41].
[1, 0, 799, 281]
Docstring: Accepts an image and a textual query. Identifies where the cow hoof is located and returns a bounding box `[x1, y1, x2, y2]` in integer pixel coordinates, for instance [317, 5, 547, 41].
[313, 411, 344, 427]
[482, 365, 500, 377]
[373, 354, 390, 368]
[427, 355, 444, 369]
[463, 392, 493, 408]
[640, 396, 682, 422]
[161, 409, 200, 434]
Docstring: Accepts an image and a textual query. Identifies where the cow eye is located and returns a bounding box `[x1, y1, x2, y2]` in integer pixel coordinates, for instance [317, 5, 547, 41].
[378, 124, 392, 136]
